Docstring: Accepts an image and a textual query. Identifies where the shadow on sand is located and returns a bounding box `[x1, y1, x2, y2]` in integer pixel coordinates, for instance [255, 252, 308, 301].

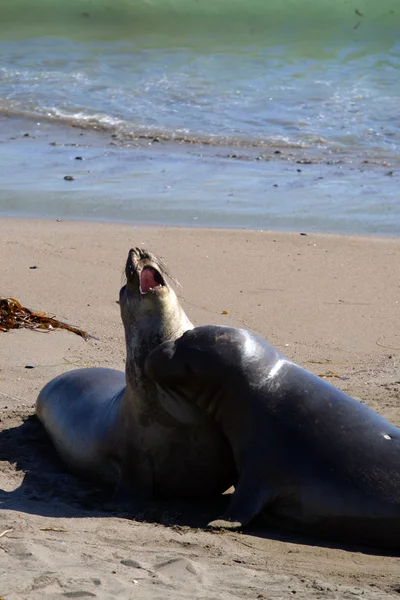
[1, 415, 397, 558]
[0, 415, 231, 525]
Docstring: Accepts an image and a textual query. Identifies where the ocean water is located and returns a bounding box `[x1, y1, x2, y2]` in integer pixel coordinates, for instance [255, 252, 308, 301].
[0, 0, 399, 234]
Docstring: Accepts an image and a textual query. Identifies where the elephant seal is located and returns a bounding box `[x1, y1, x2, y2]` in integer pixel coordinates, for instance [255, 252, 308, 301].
[36, 250, 235, 499]
[146, 325, 400, 550]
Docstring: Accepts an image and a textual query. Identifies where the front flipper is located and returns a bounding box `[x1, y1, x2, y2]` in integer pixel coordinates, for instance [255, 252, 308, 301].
[208, 472, 275, 531]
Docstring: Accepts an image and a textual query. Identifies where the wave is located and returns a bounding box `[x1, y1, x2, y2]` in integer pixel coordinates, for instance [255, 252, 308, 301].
[0, 102, 322, 150]
[0, 0, 399, 45]
[3, 102, 398, 162]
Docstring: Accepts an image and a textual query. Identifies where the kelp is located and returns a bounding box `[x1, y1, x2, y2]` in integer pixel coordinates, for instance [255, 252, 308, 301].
[0, 297, 91, 340]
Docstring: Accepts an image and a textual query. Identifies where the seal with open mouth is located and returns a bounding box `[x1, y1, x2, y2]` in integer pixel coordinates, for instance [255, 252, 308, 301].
[146, 325, 400, 550]
[36, 249, 235, 499]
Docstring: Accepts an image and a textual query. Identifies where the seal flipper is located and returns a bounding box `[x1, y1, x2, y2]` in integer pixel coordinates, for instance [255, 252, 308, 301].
[208, 472, 275, 530]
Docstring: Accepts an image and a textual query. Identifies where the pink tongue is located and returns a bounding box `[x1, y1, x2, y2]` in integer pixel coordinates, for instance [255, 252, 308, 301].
[140, 268, 158, 292]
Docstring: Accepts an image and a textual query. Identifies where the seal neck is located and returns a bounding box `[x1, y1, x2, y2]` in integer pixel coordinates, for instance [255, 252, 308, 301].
[122, 304, 193, 415]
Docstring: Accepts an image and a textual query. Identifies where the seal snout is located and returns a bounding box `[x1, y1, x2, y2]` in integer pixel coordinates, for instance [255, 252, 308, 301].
[125, 247, 167, 295]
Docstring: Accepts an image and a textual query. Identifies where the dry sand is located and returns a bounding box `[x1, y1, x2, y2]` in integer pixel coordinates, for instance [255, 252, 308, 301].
[0, 217, 399, 599]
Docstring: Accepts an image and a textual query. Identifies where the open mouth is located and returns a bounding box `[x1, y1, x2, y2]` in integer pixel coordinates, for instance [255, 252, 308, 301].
[139, 266, 166, 294]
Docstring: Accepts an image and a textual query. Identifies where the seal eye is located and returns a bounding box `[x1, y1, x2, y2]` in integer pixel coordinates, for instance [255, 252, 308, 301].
[140, 267, 165, 293]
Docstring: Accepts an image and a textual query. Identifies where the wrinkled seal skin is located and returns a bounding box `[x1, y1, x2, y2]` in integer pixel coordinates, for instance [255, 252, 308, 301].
[146, 325, 400, 550]
[36, 250, 235, 499]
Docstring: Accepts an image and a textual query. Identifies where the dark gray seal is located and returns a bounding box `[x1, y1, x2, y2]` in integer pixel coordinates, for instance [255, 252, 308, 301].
[36, 250, 235, 499]
[145, 325, 400, 550]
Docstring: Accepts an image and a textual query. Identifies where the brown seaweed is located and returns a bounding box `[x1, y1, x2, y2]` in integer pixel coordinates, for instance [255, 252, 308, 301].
[0, 297, 91, 340]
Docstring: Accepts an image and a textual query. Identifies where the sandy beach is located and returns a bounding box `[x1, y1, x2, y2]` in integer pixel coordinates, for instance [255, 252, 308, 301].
[1, 217, 399, 599]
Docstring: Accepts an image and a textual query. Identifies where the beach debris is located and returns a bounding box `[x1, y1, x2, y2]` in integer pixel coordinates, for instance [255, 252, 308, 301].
[0, 529, 13, 538]
[29, 265, 38, 269]
[25, 365, 35, 369]
[221, 310, 229, 315]
[63, 591, 96, 598]
[318, 370, 348, 381]
[376, 336, 400, 351]
[0, 297, 91, 340]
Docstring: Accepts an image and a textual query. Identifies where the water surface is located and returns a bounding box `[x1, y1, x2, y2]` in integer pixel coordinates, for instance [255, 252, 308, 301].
[0, 0, 399, 234]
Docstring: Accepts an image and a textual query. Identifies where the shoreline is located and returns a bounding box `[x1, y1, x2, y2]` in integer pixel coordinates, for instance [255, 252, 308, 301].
[1, 217, 399, 599]
[3, 212, 400, 236]
[2, 213, 400, 239]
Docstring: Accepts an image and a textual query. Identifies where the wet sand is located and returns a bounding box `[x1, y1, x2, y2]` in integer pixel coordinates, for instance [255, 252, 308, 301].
[0, 217, 399, 599]
[1, 117, 399, 234]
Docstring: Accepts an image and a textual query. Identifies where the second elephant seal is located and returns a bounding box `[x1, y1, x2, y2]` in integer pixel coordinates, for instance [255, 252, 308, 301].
[36, 250, 235, 499]
[146, 325, 400, 550]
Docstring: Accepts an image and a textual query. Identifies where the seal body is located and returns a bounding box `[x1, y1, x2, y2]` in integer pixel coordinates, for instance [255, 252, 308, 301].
[37, 368, 125, 483]
[36, 250, 235, 499]
[146, 325, 400, 549]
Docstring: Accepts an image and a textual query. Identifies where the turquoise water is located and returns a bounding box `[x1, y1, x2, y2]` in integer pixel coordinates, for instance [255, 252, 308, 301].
[1, 0, 399, 43]
[0, 0, 399, 233]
